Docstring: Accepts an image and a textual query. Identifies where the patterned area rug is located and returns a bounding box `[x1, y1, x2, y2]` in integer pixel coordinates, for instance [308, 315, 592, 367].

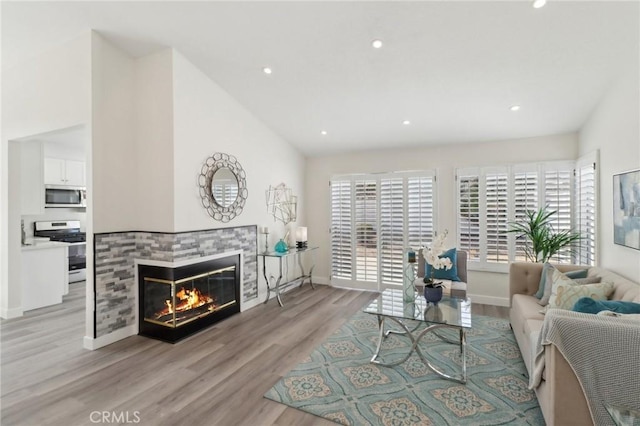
[265, 311, 544, 425]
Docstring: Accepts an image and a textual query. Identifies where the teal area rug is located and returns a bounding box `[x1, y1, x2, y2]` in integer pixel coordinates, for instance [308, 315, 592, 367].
[265, 311, 543, 425]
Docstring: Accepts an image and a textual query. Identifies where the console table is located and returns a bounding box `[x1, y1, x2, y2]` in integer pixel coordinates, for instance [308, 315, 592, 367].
[258, 246, 318, 306]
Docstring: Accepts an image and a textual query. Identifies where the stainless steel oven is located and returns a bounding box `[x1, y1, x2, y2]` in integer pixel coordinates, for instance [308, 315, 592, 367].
[34, 220, 87, 283]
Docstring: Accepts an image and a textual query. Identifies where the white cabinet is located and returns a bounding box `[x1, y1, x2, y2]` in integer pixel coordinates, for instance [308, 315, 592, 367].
[44, 158, 85, 186]
[21, 243, 68, 311]
[20, 140, 45, 215]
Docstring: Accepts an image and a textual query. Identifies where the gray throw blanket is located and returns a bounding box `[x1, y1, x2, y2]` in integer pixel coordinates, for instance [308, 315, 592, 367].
[530, 309, 640, 425]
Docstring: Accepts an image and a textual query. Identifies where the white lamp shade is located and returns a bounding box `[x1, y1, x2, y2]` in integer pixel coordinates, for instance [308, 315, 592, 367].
[296, 227, 308, 242]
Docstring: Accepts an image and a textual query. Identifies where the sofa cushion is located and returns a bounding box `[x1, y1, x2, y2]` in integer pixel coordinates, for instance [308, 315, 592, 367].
[541, 269, 614, 313]
[589, 267, 640, 302]
[573, 297, 640, 314]
[535, 263, 588, 299]
[512, 294, 546, 321]
[539, 264, 592, 305]
[425, 248, 461, 281]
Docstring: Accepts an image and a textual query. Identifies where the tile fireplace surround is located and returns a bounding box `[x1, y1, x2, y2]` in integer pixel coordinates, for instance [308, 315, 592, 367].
[93, 226, 257, 338]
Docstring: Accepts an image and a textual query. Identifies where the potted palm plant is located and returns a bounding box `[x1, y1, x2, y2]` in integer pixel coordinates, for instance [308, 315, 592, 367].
[508, 207, 582, 263]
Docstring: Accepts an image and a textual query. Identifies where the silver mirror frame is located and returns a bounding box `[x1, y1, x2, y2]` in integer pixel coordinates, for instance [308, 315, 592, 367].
[198, 152, 248, 222]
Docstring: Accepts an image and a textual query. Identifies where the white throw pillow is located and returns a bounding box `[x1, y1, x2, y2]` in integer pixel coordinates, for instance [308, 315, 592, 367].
[540, 267, 613, 314]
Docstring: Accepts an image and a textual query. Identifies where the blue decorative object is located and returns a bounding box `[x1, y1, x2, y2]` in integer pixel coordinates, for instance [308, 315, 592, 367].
[274, 239, 288, 253]
[424, 285, 443, 305]
[572, 297, 640, 314]
[425, 248, 460, 281]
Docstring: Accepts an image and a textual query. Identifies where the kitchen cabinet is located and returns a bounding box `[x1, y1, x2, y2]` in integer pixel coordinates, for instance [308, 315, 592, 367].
[44, 158, 85, 186]
[20, 140, 45, 215]
[21, 241, 68, 311]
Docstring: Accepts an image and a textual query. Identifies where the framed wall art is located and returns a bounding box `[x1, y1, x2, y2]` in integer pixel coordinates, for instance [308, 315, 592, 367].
[613, 168, 640, 250]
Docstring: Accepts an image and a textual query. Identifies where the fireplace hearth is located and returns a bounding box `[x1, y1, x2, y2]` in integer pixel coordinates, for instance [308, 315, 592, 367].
[138, 254, 241, 343]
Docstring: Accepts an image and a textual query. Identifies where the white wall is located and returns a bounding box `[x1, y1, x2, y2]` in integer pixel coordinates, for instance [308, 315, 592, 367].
[172, 50, 307, 302]
[1, 33, 91, 318]
[91, 32, 137, 234]
[579, 65, 640, 283]
[306, 133, 578, 305]
[172, 50, 306, 234]
[134, 49, 175, 232]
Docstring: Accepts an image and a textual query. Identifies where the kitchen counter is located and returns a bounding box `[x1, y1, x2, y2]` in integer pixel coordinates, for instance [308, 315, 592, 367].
[21, 240, 69, 251]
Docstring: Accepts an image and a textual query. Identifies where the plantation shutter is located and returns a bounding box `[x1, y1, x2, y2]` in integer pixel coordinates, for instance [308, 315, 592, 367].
[355, 179, 378, 282]
[544, 166, 573, 263]
[513, 169, 539, 261]
[485, 170, 509, 263]
[407, 176, 435, 250]
[379, 178, 404, 285]
[457, 173, 480, 262]
[574, 153, 597, 266]
[330, 180, 352, 279]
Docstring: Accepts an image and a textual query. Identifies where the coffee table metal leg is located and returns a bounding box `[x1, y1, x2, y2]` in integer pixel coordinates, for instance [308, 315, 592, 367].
[371, 315, 386, 363]
[371, 316, 467, 384]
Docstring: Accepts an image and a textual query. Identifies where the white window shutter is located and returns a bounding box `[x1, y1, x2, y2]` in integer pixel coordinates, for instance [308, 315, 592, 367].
[330, 180, 352, 279]
[379, 178, 404, 285]
[513, 170, 539, 261]
[355, 179, 378, 282]
[485, 171, 509, 263]
[574, 152, 598, 266]
[407, 176, 435, 250]
[544, 167, 573, 263]
[457, 173, 480, 262]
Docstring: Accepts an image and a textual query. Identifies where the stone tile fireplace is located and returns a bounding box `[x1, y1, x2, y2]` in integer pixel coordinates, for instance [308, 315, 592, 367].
[138, 252, 241, 343]
[93, 226, 257, 340]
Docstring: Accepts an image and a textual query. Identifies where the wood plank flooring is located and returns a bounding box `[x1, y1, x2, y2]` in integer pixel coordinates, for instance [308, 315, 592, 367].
[1, 283, 508, 426]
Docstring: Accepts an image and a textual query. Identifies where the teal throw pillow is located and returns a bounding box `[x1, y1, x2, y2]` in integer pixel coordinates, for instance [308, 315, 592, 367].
[425, 248, 461, 281]
[535, 264, 588, 299]
[572, 297, 640, 314]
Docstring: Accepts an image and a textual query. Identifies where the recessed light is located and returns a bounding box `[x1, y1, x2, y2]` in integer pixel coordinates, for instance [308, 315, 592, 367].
[510, 105, 521, 112]
[262, 67, 273, 75]
[402, 120, 411, 125]
[532, 0, 546, 8]
[372, 39, 383, 49]
[321, 130, 328, 136]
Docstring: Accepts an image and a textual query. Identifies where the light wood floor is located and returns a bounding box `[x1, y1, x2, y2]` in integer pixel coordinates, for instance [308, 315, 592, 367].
[1, 283, 508, 426]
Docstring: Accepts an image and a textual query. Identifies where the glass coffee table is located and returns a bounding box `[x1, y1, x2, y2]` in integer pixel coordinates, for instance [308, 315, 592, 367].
[364, 288, 472, 384]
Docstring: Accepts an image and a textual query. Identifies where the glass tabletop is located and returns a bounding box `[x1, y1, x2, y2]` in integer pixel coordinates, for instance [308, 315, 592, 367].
[258, 246, 318, 257]
[364, 289, 472, 328]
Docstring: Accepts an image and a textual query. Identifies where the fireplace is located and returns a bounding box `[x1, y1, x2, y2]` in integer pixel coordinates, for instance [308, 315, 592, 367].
[138, 254, 241, 343]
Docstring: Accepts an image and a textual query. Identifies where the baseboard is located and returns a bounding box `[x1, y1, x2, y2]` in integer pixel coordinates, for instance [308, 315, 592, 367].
[312, 276, 330, 285]
[83, 324, 137, 350]
[0, 307, 24, 319]
[241, 295, 262, 312]
[468, 294, 510, 307]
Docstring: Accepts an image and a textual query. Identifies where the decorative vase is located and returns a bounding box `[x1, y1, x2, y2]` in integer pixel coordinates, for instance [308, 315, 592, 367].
[424, 285, 443, 305]
[403, 259, 417, 303]
[274, 239, 288, 253]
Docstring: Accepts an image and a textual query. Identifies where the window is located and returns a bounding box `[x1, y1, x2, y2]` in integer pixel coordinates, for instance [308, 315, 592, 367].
[574, 152, 598, 266]
[513, 167, 539, 261]
[330, 171, 436, 289]
[456, 158, 595, 271]
[458, 175, 480, 261]
[330, 180, 351, 279]
[485, 170, 509, 263]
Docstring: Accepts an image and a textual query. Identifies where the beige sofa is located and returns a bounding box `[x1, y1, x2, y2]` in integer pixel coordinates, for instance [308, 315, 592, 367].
[509, 262, 640, 426]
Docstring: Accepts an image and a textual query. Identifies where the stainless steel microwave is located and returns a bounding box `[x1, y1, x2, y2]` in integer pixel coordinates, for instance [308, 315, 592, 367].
[44, 185, 86, 208]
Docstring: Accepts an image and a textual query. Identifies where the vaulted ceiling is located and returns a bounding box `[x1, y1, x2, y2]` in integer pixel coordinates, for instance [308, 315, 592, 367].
[3, 1, 638, 156]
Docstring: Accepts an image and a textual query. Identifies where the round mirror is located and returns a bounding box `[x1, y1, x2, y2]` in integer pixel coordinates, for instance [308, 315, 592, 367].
[211, 167, 239, 208]
[198, 152, 248, 222]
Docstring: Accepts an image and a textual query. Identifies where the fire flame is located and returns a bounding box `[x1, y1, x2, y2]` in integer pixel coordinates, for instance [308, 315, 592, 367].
[156, 287, 214, 318]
